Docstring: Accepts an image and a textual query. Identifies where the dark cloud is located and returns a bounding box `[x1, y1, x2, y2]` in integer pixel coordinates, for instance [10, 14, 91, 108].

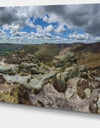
[0, 7, 18, 26]
[0, 4, 100, 43]
[42, 4, 100, 35]
[1, 4, 100, 35]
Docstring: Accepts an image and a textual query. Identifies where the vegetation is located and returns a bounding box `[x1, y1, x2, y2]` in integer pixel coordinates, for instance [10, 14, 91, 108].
[0, 43, 22, 55]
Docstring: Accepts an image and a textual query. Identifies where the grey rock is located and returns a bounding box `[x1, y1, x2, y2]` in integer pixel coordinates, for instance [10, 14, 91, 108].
[66, 88, 75, 98]
[20, 62, 38, 69]
[63, 65, 78, 80]
[28, 79, 42, 90]
[84, 88, 91, 98]
[79, 65, 87, 72]
[97, 95, 100, 113]
[95, 77, 100, 82]
[31, 68, 39, 74]
[53, 73, 67, 92]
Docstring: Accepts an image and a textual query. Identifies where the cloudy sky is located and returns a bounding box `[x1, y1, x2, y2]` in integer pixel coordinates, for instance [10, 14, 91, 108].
[0, 4, 100, 44]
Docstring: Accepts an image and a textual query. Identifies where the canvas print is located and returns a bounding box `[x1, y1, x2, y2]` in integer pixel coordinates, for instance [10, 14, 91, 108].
[0, 4, 100, 114]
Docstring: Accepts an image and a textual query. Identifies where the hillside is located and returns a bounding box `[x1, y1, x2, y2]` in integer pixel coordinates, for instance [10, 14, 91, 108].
[71, 42, 100, 68]
[0, 42, 100, 68]
[15, 43, 73, 63]
[0, 42, 100, 114]
[0, 43, 22, 55]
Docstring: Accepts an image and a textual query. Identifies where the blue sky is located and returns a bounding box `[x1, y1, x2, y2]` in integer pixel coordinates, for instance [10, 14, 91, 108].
[0, 5, 100, 44]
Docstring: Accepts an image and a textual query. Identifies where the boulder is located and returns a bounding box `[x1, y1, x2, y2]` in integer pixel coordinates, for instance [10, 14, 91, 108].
[77, 87, 85, 99]
[97, 95, 100, 113]
[0, 65, 15, 75]
[63, 64, 78, 80]
[89, 81, 100, 89]
[79, 72, 89, 79]
[42, 71, 56, 84]
[28, 79, 43, 91]
[78, 65, 88, 72]
[39, 65, 50, 74]
[0, 75, 6, 83]
[0, 83, 33, 105]
[31, 68, 39, 74]
[66, 88, 75, 98]
[53, 59, 65, 67]
[53, 73, 67, 92]
[20, 62, 38, 69]
[53, 51, 76, 67]
[65, 51, 76, 63]
[77, 79, 88, 99]
[89, 100, 98, 114]
[84, 88, 91, 98]
[95, 77, 100, 82]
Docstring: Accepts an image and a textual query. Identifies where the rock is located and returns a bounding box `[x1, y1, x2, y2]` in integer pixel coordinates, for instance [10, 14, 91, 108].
[0, 83, 33, 105]
[0, 65, 15, 75]
[31, 68, 39, 74]
[95, 77, 100, 82]
[53, 73, 67, 92]
[63, 65, 78, 80]
[79, 65, 87, 72]
[97, 95, 100, 113]
[0, 75, 6, 83]
[53, 51, 76, 67]
[79, 72, 88, 79]
[28, 79, 43, 91]
[77, 79, 91, 99]
[30, 83, 72, 111]
[65, 51, 76, 63]
[77, 87, 85, 99]
[84, 88, 91, 98]
[39, 65, 49, 74]
[20, 62, 38, 69]
[53, 59, 65, 67]
[89, 81, 100, 89]
[89, 100, 98, 114]
[42, 71, 56, 84]
[77, 79, 89, 89]
[2, 74, 31, 86]
[66, 88, 75, 98]
[77, 79, 89, 99]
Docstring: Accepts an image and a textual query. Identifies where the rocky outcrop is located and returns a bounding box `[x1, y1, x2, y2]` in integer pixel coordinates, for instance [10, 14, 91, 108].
[79, 65, 88, 79]
[0, 65, 16, 75]
[66, 88, 75, 98]
[53, 73, 67, 92]
[0, 48, 100, 114]
[63, 64, 79, 80]
[0, 82, 33, 105]
[30, 83, 72, 110]
[53, 51, 76, 68]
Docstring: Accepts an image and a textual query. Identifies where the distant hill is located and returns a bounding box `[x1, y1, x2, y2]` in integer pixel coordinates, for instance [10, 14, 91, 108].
[0, 42, 100, 68]
[71, 42, 100, 68]
[71, 42, 100, 53]
[17, 43, 73, 63]
[0, 43, 22, 55]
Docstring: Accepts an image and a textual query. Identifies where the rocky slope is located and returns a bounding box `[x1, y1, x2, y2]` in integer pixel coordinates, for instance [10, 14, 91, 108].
[0, 43, 100, 114]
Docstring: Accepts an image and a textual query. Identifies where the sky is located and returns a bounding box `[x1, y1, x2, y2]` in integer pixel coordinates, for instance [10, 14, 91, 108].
[0, 4, 100, 44]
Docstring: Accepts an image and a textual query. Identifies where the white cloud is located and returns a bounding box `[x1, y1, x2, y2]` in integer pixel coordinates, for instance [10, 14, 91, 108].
[44, 25, 54, 33]
[55, 24, 66, 34]
[1, 5, 100, 44]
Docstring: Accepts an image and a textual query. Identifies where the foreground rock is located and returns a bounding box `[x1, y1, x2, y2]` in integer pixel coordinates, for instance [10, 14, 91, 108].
[0, 64, 16, 75]
[30, 83, 72, 110]
[53, 73, 67, 92]
[66, 88, 75, 98]
[0, 81, 33, 105]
